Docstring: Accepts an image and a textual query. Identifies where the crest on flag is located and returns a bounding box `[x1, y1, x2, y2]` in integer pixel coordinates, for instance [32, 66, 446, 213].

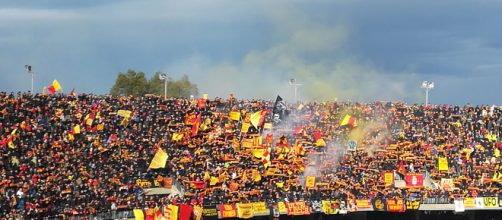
[272, 95, 287, 124]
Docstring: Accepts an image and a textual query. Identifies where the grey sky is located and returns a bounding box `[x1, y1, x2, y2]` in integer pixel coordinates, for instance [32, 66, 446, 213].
[1, 0, 501, 105]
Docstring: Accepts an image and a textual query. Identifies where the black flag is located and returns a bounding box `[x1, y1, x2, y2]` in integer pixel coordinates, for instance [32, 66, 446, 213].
[272, 95, 286, 124]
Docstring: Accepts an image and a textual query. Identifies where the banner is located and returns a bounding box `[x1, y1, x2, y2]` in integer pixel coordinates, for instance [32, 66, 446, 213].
[305, 176, 316, 188]
[475, 198, 484, 208]
[218, 204, 237, 218]
[135, 179, 153, 188]
[252, 202, 269, 216]
[277, 202, 288, 214]
[405, 173, 424, 187]
[454, 199, 465, 212]
[356, 199, 373, 211]
[463, 197, 476, 208]
[483, 197, 499, 208]
[372, 198, 386, 211]
[438, 157, 449, 171]
[310, 201, 323, 213]
[339, 201, 348, 214]
[322, 200, 339, 214]
[386, 198, 405, 212]
[117, 110, 132, 118]
[383, 171, 394, 186]
[236, 203, 254, 219]
[202, 206, 218, 217]
[405, 199, 420, 210]
[440, 178, 454, 191]
[286, 202, 310, 216]
[161, 177, 173, 188]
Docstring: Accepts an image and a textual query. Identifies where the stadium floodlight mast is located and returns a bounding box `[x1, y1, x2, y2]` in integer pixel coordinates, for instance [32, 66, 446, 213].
[421, 81, 435, 106]
[25, 65, 34, 93]
[159, 73, 168, 100]
[289, 78, 302, 103]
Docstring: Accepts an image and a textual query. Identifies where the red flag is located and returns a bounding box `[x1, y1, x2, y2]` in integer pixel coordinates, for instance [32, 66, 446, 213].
[179, 204, 193, 220]
[47, 85, 56, 94]
[313, 131, 322, 141]
[397, 160, 407, 176]
[191, 114, 201, 137]
[70, 88, 76, 97]
[191, 181, 206, 189]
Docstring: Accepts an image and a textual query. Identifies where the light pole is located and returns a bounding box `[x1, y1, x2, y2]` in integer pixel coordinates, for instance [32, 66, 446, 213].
[289, 78, 302, 103]
[421, 81, 435, 106]
[159, 73, 168, 99]
[25, 65, 34, 92]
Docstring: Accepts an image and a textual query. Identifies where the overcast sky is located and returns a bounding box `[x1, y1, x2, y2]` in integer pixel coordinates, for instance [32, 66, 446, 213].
[1, 0, 501, 105]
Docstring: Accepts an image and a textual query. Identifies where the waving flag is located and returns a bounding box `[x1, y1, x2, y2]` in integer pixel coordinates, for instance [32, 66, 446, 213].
[272, 95, 286, 124]
[47, 79, 62, 94]
[191, 114, 202, 137]
[340, 114, 357, 127]
[250, 110, 268, 128]
[148, 148, 168, 169]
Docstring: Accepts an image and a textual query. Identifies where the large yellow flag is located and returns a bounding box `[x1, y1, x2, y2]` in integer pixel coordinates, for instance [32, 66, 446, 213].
[149, 148, 168, 169]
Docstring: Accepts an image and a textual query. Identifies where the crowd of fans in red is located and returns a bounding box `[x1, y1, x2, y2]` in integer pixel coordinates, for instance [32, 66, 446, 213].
[0, 92, 500, 218]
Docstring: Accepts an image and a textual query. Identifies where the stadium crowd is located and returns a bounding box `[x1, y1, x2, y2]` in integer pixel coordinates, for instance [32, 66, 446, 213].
[0, 91, 500, 218]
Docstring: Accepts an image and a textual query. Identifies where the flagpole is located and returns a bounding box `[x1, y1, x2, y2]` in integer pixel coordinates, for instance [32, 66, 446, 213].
[25, 65, 34, 92]
[289, 78, 302, 103]
[159, 73, 168, 100]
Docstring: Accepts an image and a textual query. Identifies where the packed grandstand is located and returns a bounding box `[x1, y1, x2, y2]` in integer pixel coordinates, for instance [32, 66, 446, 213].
[0, 92, 501, 219]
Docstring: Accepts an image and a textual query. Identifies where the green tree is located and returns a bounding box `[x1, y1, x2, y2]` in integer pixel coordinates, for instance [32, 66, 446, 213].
[148, 73, 198, 98]
[110, 70, 148, 96]
[111, 70, 199, 98]
[147, 72, 166, 95]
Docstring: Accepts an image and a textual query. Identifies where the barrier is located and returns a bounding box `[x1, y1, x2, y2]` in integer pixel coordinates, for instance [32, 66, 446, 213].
[20, 196, 502, 219]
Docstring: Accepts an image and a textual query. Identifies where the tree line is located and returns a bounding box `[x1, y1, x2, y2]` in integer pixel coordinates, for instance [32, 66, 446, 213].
[110, 70, 198, 97]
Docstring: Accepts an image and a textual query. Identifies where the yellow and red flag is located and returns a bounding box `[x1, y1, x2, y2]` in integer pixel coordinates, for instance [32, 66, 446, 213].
[250, 110, 268, 128]
[47, 79, 62, 94]
[191, 114, 202, 137]
[340, 114, 357, 127]
[73, 125, 81, 134]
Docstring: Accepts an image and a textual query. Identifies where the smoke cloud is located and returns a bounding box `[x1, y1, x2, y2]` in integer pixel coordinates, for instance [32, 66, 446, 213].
[170, 8, 421, 103]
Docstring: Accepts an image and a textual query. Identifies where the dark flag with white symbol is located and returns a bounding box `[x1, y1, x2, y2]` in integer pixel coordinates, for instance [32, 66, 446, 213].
[272, 95, 287, 124]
